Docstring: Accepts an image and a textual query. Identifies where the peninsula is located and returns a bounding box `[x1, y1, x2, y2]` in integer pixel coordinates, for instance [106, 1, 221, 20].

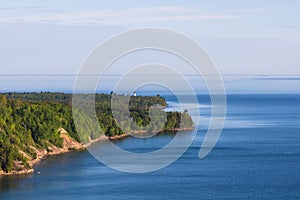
[0, 92, 194, 175]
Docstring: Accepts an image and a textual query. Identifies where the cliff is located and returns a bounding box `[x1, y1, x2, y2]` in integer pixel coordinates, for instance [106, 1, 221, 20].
[0, 128, 85, 176]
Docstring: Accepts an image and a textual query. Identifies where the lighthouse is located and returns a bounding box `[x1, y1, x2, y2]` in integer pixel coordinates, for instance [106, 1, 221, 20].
[133, 91, 136, 96]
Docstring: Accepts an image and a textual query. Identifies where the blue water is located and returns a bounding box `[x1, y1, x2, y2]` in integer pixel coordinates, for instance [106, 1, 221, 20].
[0, 94, 300, 199]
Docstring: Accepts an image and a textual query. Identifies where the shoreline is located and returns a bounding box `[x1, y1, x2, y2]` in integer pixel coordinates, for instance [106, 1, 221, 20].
[0, 127, 194, 176]
[108, 127, 194, 140]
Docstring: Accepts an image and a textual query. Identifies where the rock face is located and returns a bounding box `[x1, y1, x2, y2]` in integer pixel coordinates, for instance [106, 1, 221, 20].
[0, 128, 85, 176]
[31, 128, 87, 165]
[49, 128, 84, 153]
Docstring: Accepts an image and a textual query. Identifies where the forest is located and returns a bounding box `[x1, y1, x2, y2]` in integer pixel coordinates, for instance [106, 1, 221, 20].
[0, 92, 193, 173]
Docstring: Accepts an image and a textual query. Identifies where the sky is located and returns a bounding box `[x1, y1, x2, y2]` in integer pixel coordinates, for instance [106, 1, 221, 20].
[0, 0, 300, 76]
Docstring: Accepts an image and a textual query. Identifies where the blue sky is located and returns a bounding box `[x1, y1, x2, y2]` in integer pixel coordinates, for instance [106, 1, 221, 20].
[0, 0, 300, 75]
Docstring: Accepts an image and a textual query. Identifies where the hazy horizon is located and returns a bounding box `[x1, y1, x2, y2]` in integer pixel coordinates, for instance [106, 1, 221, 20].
[1, 74, 300, 94]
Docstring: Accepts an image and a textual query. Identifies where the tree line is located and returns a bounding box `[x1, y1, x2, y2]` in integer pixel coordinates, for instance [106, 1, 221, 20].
[0, 92, 193, 172]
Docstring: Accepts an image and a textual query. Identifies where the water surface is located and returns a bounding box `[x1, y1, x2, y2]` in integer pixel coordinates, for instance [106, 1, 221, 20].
[0, 94, 299, 199]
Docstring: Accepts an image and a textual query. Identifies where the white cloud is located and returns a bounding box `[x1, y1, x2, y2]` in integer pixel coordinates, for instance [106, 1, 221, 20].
[0, 6, 238, 25]
[234, 7, 272, 13]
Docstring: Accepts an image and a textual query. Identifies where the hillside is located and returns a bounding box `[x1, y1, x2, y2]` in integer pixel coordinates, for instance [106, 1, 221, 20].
[0, 92, 194, 174]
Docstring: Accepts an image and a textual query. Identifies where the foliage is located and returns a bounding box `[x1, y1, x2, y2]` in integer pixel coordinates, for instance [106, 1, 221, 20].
[0, 92, 193, 172]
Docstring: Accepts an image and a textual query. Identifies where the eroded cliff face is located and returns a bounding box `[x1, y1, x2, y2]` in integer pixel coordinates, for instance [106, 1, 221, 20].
[0, 128, 85, 176]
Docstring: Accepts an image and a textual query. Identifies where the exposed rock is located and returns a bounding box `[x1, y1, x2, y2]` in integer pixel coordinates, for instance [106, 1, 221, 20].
[1, 128, 86, 176]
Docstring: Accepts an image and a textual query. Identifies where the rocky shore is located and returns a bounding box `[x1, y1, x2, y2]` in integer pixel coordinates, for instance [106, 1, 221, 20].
[0, 127, 193, 176]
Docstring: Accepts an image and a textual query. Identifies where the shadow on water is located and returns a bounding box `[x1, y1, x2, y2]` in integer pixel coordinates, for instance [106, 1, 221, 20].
[0, 174, 34, 193]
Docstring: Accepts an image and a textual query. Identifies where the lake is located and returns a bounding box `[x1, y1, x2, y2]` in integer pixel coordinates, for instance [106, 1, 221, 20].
[0, 94, 300, 199]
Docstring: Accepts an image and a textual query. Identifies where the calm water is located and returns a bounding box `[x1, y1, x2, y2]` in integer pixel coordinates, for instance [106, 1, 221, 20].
[0, 94, 300, 199]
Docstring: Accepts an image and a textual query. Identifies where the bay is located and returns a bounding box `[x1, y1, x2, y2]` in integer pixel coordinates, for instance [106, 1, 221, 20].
[1, 94, 300, 199]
